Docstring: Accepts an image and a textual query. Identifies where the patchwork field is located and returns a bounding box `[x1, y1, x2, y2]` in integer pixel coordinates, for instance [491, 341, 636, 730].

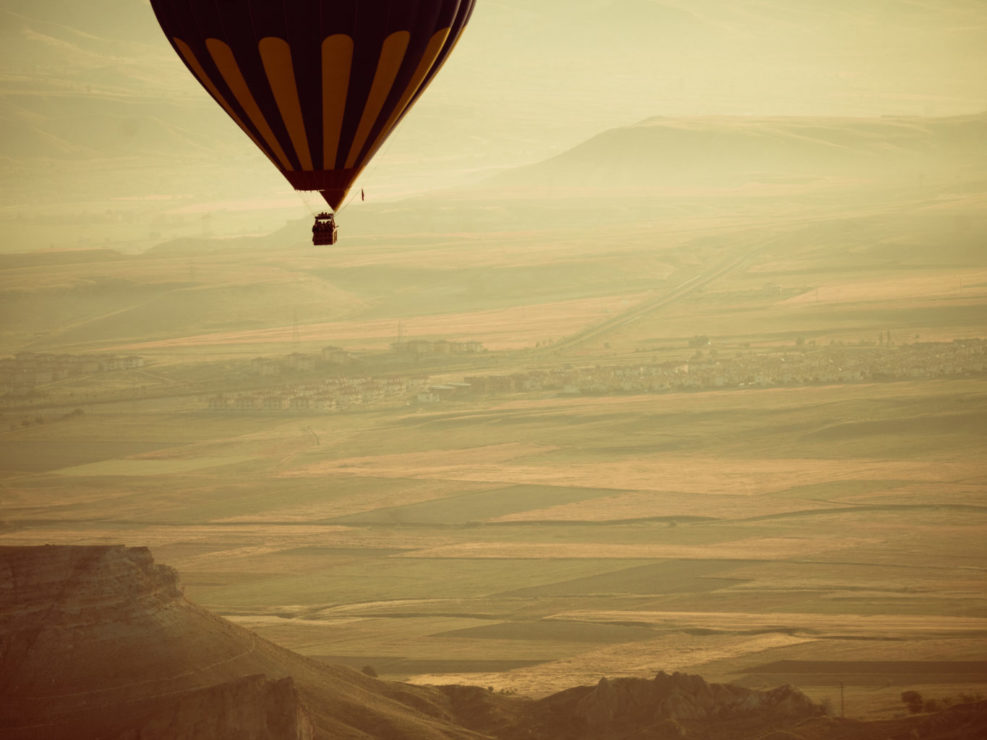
[2, 175, 985, 721]
[3, 375, 985, 719]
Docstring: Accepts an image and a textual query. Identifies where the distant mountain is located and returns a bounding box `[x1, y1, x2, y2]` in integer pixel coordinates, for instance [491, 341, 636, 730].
[0, 2, 237, 158]
[3, 0, 986, 251]
[487, 114, 987, 193]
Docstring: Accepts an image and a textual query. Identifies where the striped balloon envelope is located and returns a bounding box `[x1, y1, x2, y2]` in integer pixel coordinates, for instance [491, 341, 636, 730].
[150, 0, 476, 211]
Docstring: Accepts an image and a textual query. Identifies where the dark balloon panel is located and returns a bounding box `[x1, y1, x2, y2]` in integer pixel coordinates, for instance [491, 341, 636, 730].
[150, 0, 475, 210]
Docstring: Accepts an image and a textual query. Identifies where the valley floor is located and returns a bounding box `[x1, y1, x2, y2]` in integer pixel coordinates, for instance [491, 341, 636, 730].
[2, 178, 985, 721]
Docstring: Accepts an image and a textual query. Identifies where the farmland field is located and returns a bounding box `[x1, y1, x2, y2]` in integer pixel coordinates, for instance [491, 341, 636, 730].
[2, 175, 985, 721]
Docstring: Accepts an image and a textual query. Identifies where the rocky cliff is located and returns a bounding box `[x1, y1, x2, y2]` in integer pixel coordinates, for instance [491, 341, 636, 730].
[444, 672, 987, 740]
[482, 671, 820, 740]
[3, 545, 985, 740]
[561, 671, 816, 725]
[104, 674, 314, 740]
[0, 545, 482, 740]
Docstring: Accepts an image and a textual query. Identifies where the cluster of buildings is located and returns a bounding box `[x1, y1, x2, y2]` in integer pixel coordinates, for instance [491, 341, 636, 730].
[206, 375, 429, 413]
[464, 339, 987, 397]
[245, 341, 485, 378]
[0, 352, 145, 397]
[390, 339, 484, 357]
[9, 338, 980, 414]
[248, 346, 354, 377]
[208, 339, 985, 414]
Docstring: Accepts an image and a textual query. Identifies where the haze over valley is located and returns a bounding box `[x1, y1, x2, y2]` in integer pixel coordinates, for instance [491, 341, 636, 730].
[1, 1, 986, 738]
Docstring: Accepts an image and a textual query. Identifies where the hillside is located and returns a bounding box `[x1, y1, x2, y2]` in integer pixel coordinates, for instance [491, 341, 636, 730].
[0, 545, 485, 739]
[2, 107, 984, 356]
[3, 546, 985, 739]
[486, 114, 987, 193]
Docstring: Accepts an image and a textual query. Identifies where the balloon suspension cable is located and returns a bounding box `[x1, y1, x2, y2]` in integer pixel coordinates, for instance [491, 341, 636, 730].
[296, 190, 323, 218]
[336, 185, 363, 214]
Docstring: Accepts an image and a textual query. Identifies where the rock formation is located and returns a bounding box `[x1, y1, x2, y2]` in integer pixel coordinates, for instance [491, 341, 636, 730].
[570, 671, 818, 726]
[0, 545, 483, 739]
[913, 700, 987, 739]
[496, 671, 821, 739]
[101, 674, 314, 740]
[3, 545, 985, 740]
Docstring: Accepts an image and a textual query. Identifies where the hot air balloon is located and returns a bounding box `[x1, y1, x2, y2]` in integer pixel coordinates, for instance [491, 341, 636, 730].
[149, 0, 476, 245]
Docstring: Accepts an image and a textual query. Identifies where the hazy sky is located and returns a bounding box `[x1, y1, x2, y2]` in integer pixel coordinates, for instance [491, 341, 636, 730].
[1, 0, 985, 246]
[426, 0, 987, 171]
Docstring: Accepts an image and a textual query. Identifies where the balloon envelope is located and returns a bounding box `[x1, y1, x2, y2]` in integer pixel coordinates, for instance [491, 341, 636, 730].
[150, 0, 475, 210]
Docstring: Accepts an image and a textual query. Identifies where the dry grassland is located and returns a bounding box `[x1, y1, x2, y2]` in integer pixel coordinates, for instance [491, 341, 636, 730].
[214, 479, 498, 523]
[487, 488, 881, 522]
[50, 456, 254, 476]
[407, 632, 814, 698]
[396, 538, 869, 561]
[287, 443, 979, 497]
[1, 178, 985, 723]
[115, 293, 651, 352]
[782, 268, 987, 307]
[289, 231, 681, 270]
[546, 610, 987, 636]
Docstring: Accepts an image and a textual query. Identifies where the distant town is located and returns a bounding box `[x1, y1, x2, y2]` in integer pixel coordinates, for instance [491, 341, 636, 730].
[203, 337, 987, 415]
[1, 338, 984, 415]
[0, 352, 145, 396]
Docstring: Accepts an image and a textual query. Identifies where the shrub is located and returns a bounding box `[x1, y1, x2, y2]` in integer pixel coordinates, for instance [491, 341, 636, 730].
[901, 690, 923, 713]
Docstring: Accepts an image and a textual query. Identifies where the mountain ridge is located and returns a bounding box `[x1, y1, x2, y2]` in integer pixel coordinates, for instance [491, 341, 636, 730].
[486, 112, 987, 194]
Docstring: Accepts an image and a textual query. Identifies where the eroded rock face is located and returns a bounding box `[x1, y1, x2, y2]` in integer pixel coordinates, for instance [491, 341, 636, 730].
[537, 670, 821, 737]
[0, 545, 485, 740]
[107, 675, 314, 740]
[0, 545, 182, 629]
[0, 545, 193, 700]
[915, 700, 987, 740]
[0, 546, 318, 739]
